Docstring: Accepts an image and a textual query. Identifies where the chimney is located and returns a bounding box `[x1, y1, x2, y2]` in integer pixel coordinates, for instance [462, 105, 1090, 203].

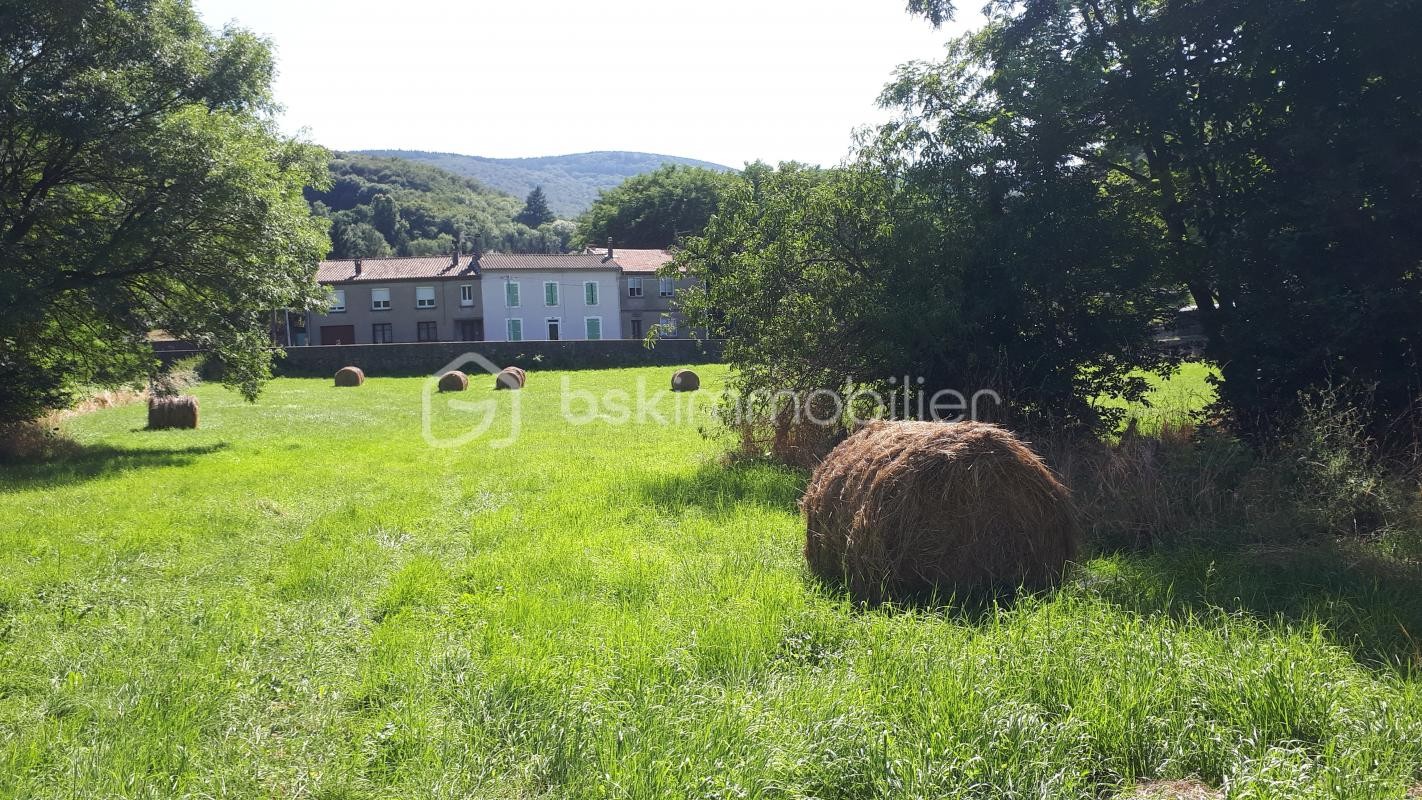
[607, 237, 614, 260]
[472, 234, 483, 259]
[354, 258, 362, 276]
[453, 231, 463, 266]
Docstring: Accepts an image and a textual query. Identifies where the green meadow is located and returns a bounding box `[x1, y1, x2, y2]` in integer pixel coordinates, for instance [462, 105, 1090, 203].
[2, 366, 1420, 799]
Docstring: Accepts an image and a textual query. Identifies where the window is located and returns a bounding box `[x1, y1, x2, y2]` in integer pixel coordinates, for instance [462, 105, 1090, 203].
[546, 318, 561, 341]
[585, 317, 602, 340]
[584, 281, 598, 306]
[630, 318, 643, 339]
[460, 284, 474, 307]
[660, 314, 677, 337]
[415, 286, 436, 309]
[659, 278, 675, 297]
[417, 321, 437, 341]
[627, 278, 643, 298]
[505, 281, 520, 308]
[328, 289, 346, 313]
[506, 318, 523, 342]
[372, 323, 393, 343]
[371, 287, 391, 310]
[544, 281, 559, 307]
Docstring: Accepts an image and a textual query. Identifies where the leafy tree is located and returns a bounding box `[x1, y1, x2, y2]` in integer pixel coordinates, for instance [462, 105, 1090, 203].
[515, 186, 555, 228]
[903, 0, 1422, 435]
[0, 0, 330, 419]
[676, 155, 1175, 432]
[578, 164, 732, 248]
[370, 192, 407, 250]
[331, 222, 393, 259]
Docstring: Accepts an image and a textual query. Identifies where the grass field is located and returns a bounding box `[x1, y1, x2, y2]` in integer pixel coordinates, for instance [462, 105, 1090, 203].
[2, 366, 1420, 799]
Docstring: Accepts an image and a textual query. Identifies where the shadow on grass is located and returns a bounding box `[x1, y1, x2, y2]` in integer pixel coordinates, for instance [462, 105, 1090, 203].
[0, 442, 229, 489]
[1083, 541, 1422, 672]
[635, 459, 806, 518]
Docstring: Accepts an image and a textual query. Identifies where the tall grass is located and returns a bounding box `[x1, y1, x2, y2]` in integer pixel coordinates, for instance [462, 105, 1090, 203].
[0, 367, 1419, 798]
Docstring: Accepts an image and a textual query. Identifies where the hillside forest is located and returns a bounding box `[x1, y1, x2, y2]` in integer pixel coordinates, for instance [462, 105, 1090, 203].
[304, 154, 577, 260]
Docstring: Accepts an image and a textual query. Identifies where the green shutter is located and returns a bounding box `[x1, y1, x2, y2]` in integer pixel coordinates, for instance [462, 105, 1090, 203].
[585, 282, 598, 306]
[545, 282, 558, 306]
[507, 319, 522, 341]
[586, 318, 601, 340]
[505, 282, 519, 307]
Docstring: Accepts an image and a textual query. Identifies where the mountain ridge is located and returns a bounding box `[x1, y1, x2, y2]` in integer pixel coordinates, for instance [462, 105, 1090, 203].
[354, 149, 735, 217]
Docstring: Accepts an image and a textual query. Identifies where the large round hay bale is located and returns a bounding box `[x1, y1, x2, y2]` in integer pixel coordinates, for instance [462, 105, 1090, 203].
[147, 395, 199, 430]
[495, 367, 525, 390]
[802, 420, 1077, 602]
[334, 366, 365, 387]
[670, 369, 700, 392]
[438, 370, 469, 392]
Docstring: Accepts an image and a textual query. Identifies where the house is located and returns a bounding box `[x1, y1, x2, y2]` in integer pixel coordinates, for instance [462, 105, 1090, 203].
[307, 253, 483, 345]
[305, 248, 632, 344]
[586, 247, 692, 340]
[478, 252, 622, 342]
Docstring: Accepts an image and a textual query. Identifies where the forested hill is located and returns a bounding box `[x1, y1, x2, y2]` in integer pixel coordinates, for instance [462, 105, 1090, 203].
[355, 150, 734, 217]
[305, 153, 575, 259]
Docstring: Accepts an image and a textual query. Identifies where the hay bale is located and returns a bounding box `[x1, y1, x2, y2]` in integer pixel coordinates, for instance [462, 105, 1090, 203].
[495, 366, 525, 390]
[438, 370, 469, 392]
[147, 395, 199, 430]
[670, 369, 700, 392]
[802, 420, 1077, 602]
[334, 366, 365, 387]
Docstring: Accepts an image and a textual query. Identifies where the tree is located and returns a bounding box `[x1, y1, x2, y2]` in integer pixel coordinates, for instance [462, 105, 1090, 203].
[370, 192, 407, 250]
[578, 164, 731, 248]
[676, 154, 1175, 433]
[0, 0, 331, 419]
[515, 186, 555, 228]
[901, 0, 1422, 435]
[331, 222, 393, 259]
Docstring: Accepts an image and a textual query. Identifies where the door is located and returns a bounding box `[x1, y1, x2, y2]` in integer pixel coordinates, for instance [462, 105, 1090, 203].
[320, 325, 355, 345]
[629, 318, 642, 339]
[547, 319, 560, 341]
[458, 319, 484, 342]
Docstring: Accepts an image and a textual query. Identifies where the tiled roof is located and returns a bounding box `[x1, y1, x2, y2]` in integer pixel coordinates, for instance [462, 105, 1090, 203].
[587, 247, 674, 273]
[315, 256, 478, 283]
[478, 252, 618, 271]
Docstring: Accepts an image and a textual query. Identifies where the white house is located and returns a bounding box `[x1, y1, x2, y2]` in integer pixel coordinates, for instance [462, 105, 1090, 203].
[477, 252, 624, 342]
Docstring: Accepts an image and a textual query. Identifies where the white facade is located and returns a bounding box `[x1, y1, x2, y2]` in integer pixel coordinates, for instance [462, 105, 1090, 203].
[479, 269, 624, 342]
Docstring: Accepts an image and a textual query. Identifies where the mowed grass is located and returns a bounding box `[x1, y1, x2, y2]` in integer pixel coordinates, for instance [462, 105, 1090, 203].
[1, 365, 1420, 799]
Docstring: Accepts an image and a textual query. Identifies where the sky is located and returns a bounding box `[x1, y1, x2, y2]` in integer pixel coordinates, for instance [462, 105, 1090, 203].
[193, 0, 979, 167]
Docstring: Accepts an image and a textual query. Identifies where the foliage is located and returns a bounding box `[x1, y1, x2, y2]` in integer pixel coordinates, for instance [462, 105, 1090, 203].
[0, 0, 331, 418]
[577, 164, 733, 248]
[515, 186, 555, 228]
[359, 149, 733, 217]
[898, 0, 1422, 435]
[1, 369, 1420, 796]
[675, 155, 1177, 432]
[306, 154, 573, 258]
